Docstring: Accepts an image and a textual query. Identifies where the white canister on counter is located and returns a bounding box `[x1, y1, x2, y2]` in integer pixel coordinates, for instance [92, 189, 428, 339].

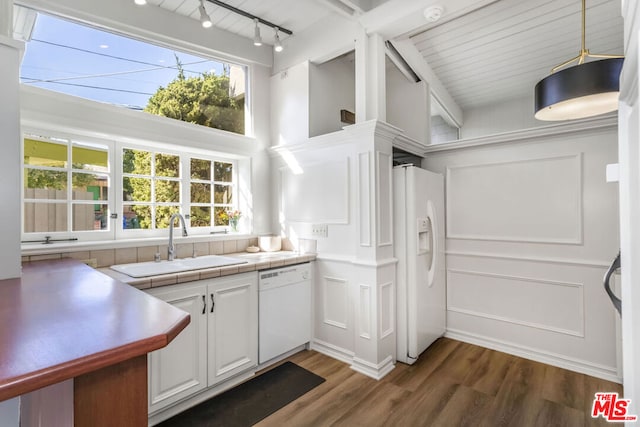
[258, 236, 282, 252]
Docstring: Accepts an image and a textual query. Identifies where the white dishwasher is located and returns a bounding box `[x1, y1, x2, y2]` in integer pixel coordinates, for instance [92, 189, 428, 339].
[259, 263, 311, 364]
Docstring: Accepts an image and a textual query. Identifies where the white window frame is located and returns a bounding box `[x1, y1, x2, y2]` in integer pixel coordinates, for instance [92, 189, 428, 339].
[21, 129, 116, 243]
[188, 157, 238, 233]
[114, 143, 239, 240]
[21, 130, 241, 243]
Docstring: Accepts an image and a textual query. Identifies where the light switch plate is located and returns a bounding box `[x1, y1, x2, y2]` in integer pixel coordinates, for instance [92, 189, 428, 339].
[311, 223, 328, 238]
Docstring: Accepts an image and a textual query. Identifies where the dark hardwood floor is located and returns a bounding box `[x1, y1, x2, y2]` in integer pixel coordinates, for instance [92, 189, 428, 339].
[255, 338, 623, 427]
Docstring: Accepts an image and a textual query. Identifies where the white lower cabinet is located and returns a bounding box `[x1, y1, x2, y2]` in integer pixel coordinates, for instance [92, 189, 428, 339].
[208, 274, 258, 385]
[146, 272, 258, 415]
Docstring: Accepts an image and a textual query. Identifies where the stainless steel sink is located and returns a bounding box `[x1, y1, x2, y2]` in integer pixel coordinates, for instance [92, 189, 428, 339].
[110, 255, 247, 278]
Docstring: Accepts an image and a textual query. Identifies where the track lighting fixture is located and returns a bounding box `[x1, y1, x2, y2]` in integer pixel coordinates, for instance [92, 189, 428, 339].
[139, 0, 293, 47]
[199, 0, 212, 28]
[274, 28, 283, 52]
[253, 18, 262, 46]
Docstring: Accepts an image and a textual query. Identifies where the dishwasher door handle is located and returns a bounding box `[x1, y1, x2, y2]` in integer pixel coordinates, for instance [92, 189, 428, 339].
[603, 251, 622, 315]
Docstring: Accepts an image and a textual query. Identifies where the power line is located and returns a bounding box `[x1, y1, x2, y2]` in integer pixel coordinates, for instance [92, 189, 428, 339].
[30, 38, 215, 75]
[22, 64, 182, 84]
[21, 78, 154, 96]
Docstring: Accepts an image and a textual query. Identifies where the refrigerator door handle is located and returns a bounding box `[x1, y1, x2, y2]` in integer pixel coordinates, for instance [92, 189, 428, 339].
[426, 201, 437, 288]
[603, 251, 622, 315]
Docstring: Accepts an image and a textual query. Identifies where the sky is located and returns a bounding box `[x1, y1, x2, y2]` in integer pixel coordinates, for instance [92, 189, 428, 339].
[20, 13, 228, 110]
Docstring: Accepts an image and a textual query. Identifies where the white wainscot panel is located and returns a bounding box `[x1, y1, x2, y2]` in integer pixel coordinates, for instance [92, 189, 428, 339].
[446, 154, 583, 244]
[323, 276, 349, 329]
[281, 159, 349, 223]
[359, 284, 371, 339]
[447, 269, 585, 337]
[359, 152, 371, 247]
[376, 151, 392, 246]
[379, 281, 394, 339]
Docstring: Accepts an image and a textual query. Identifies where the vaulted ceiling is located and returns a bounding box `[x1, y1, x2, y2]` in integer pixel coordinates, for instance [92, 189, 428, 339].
[146, 0, 624, 111]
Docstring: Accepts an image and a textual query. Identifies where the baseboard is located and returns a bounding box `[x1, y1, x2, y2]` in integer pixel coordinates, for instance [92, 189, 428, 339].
[256, 344, 308, 371]
[445, 328, 622, 384]
[310, 339, 355, 365]
[351, 356, 395, 380]
[311, 339, 396, 380]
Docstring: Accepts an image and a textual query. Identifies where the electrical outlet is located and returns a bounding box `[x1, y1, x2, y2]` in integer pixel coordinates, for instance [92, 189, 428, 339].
[311, 223, 328, 238]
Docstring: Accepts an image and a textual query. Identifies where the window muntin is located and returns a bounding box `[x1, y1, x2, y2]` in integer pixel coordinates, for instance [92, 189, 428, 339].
[19, 11, 247, 135]
[22, 134, 241, 241]
[122, 148, 181, 230]
[189, 159, 235, 228]
[23, 136, 111, 234]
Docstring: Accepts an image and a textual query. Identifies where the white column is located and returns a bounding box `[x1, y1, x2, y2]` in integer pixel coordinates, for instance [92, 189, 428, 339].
[0, 0, 11, 38]
[355, 30, 387, 123]
[0, 33, 24, 281]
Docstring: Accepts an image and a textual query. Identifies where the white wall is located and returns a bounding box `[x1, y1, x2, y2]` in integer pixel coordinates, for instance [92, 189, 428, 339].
[460, 97, 545, 140]
[431, 114, 458, 144]
[0, 36, 22, 281]
[273, 13, 359, 74]
[309, 56, 355, 138]
[424, 120, 621, 381]
[270, 61, 310, 146]
[271, 121, 398, 379]
[248, 64, 273, 234]
[385, 59, 429, 145]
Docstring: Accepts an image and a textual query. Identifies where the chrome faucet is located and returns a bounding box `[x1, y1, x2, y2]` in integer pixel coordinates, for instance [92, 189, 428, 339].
[168, 213, 188, 261]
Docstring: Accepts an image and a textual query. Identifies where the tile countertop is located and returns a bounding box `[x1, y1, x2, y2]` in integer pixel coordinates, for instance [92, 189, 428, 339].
[99, 251, 316, 290]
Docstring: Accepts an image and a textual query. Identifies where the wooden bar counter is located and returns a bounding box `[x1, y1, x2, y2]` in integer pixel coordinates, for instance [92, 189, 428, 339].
[0, 259, 190, 426]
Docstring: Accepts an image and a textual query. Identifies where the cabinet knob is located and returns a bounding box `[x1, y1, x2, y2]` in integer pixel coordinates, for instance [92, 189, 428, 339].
[210, 294, 215, 313]
[202, 295, 206, 315]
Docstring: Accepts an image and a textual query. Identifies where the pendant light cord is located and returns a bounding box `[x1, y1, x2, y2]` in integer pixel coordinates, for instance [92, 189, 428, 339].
[551, 0, 622, 73]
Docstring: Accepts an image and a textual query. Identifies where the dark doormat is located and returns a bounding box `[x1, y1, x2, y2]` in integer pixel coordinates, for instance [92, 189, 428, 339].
[157, 361, 325, 427]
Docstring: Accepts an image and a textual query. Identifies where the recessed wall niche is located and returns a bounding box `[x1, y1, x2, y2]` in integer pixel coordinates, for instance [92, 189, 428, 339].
[309, 51, 356, 138]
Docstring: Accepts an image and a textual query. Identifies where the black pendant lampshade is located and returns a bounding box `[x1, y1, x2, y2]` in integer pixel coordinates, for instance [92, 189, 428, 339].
[533, 0, 623, 121]
[534, 58, 624, 121]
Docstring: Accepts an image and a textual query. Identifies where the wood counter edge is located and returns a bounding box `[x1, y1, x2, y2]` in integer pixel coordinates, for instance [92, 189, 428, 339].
[0, 260, 190, 402]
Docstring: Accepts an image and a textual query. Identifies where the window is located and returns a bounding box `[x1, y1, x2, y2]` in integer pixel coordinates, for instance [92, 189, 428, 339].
[190, 159, 235, 228]
[23, 135, 111, 235]
[122, 148, 181, 230]
[22, 133, 240, 241]
[19, 10, 247, 135]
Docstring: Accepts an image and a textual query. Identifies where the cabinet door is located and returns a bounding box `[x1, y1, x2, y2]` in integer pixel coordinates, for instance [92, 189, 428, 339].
[147, 283, 208, 413]
[207, 272, 258, 386]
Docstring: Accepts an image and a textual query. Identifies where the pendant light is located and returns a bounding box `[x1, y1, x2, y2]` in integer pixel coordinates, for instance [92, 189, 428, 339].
[534, 0, 623, 121]
[134, 0, 147, 5]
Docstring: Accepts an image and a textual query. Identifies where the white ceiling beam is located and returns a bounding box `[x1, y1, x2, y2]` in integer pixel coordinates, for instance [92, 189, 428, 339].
[273, 12, 359, 74]
[391, 38, 463, 127]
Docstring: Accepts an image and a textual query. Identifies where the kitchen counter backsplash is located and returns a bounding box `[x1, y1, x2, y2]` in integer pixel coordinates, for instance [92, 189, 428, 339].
[99, 251, 315, 290]
[21, 236, 298, 266]
[21, 237, 263, 267]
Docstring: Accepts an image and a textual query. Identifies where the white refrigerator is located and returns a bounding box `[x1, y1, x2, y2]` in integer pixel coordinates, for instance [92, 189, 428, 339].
[394, 165, 446, 365]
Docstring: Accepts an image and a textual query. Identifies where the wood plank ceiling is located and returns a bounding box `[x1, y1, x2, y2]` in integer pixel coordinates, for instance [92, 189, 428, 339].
[410, 0, 624, 110]
[147, 0, 623, 112]
[145, 0, 333, 45]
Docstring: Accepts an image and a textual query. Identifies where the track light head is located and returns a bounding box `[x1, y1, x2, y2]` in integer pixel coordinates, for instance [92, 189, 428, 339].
[253, 18, 262, 46]
[274, 28, 283, 52]
[134, 0, 147, 5]
[199, 1, 212, 28]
